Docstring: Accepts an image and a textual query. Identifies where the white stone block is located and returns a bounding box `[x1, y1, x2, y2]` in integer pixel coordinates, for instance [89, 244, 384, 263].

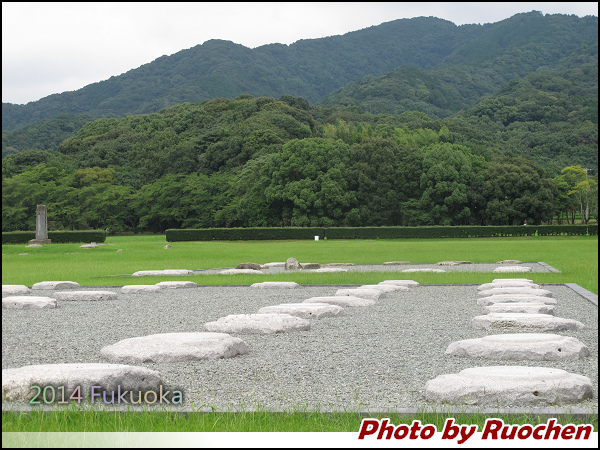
[250, 282, 300, 289]
[303, 296, 375, 307]
[204, 314, 310, 334]
[478, 282, 540, 290]
[31, 281, 80, 290]
[402, 268, 446, 272]
[477, 287, 552, 297]
[155, 281, 198, 289]
[257, 303, 344, 319]
[2, 285, 31, 297]
[101, 332, 249, 363]
[379, 280, 419, 287]
[2, 363, 163, 402]
[335, 288, 382, 300]
[472, 313, 585, 332]
[492, 278, 534, 283]
[493, 266, 532, 273]
[484, 302, 555, 315]
[132, 270, 192, 276]
[53, 291, 117, 301]
[445, 334, 589, 360]
[360, 284, 409, 292]
[310, 267, 348, 272]
[121, 285, 161, 294]
[3, 296, 56, 309]
[425, 366, 593, 406]
[477, 294, 557, 306]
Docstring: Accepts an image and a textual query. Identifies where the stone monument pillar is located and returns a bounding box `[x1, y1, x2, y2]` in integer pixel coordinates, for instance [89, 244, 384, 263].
[28, 205, 51, 244]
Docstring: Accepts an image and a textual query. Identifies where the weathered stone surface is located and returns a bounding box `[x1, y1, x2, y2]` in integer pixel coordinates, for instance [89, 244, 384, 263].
[477, 295, 557, 306]
[425, 366, 593, 406]
[2, 363, 163, 402]
[437, 261, 472, 266]
[445, 334, 589, 361]
[101, 332, 249, 363]
[303, 296, 375, 307]
[25, 244, 42, 248]
[3, 296, 56, 309]
[493, 266, 532, 273]
[310, 267, 348, 272]
[497, 260, 523, 264]
[285, 258, 302, 270]
[383, 261, 411, 265]
[492, 278, 533, 283]
[335, 288, 382, 300]
[484, 302, 555, 315]
[132, 269, 193, 276]
[31, 281, 80, 290]
[53, 291, 117, 301]
[79, 243, 98, 249]
[402, 268, 446, 273]
[360, 284, 409, 292]
[300, 263, 321, 269]
[219, 269, 264, 275]
[263, 262, 286, 268]
[204, 314, 310, 334]
[322, 263, 355, 267]
[235, 262, 262, 270]
[2, 285, 31, 297]
[257, 303, 344, 319]
[477, 287, 552, 298]
[472, 313, 585, 332]
[164, 244, 172, 249]
[379, 280, 419, 287]
[478, 281, 539, 290]
[121, 285, 161, 294]
[155, 281, 198, 289]
[250, 282, 300, 289]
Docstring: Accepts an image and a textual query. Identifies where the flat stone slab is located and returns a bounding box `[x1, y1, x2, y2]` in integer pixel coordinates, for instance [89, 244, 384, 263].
[360, 284, 409, 292]
[379, 280, 419, 287]
[2, 285, 31, 297]
[219, 269, 264, 275]
[425, 366, 593, 406]
[235, 263, 262, 270]
[262, 262, 286, 268]
[477, 287, 552, 297]
[300, 263, 321, 269]
[445, 334, 590, 361]
[493, 266, 532, 273]
[402, 268, 446, 273]
[303, 296, 375, 307]
[204, 314, 310, 334]
[477, 295, 557, 306]
[478, 281, 539, 290]
[2, 363, 163, 402]
[383, 261, 411, 265]
[497, 260, 523, 264]
[3, 296, 56, 309]
[322, 263, 355, 267]
[31, 281, 80, 290]
[257, 303, 344, 319]
[310, 268, 348, 272]
[492, 278, 534, 283]
[437, 261, 472, 265]
[155, 281, 198, 289]
[101, 332, 249, 363]
[121, 285, 162, 294]
[472, 313, 585, 332]
[132, 270, 193, 276]
[335, 288, 382, 300]
[250, 282, 300, 289]
[53, 291, 117, 301]
[484, 302, 555, 315]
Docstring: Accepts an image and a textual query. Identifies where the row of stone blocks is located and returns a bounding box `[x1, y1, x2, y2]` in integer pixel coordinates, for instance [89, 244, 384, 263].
[424, 278, 593, 406]
[2, 279, 415, 402]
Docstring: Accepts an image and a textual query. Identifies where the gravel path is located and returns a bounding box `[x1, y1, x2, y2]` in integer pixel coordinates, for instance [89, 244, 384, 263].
[2, 283, 597, 413]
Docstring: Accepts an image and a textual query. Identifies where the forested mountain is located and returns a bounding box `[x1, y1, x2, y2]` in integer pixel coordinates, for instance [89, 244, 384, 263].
[3, 11, 597, 131]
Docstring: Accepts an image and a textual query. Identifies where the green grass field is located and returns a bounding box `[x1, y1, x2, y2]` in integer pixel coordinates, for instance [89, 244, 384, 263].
[2, 235, 598, 435]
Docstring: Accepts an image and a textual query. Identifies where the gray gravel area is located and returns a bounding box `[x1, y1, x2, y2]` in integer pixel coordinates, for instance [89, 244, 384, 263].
[2, 283, 597, 413]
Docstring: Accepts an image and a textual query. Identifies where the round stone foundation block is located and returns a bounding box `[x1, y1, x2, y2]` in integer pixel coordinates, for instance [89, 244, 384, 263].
[121, 285, 161, 294]
[478, 281, 539, 290]
[379, 280, 419, 287]
[2, 363, 162, 402]
[360, 284, 409, 292]
[492, 278, 533, 284]
[477, 295, 557, 306]
[335, 288, 382, 300]
[484, 302, 555, 315]
[257, 303, 344, 319]
[2, 285, 31, 297]
[445, 334, 590, 360]
[31, 281, 80, 290]
[472, 313, 585, 332]
[477, 287, 552, 298]
[3, 296, 56, 309]
[303, 296, 375, 307]
[155, 281, 198, 289]
[250, 282, 300, 289]
[493, 266, 532, 273]
[205, 314, 310, 334]
[101, 332, 249, 363]
[53, 291, 117, 301]
[425, 366, 593, 406]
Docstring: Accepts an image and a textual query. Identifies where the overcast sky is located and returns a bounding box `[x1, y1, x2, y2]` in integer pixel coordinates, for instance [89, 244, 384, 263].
[2, 2, 598, 105]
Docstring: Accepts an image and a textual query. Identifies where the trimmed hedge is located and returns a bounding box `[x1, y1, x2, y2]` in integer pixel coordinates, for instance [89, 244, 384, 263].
[2, 230, 107, 245]
[166, 225, 597, 241]
[166, 227, 325, 242]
